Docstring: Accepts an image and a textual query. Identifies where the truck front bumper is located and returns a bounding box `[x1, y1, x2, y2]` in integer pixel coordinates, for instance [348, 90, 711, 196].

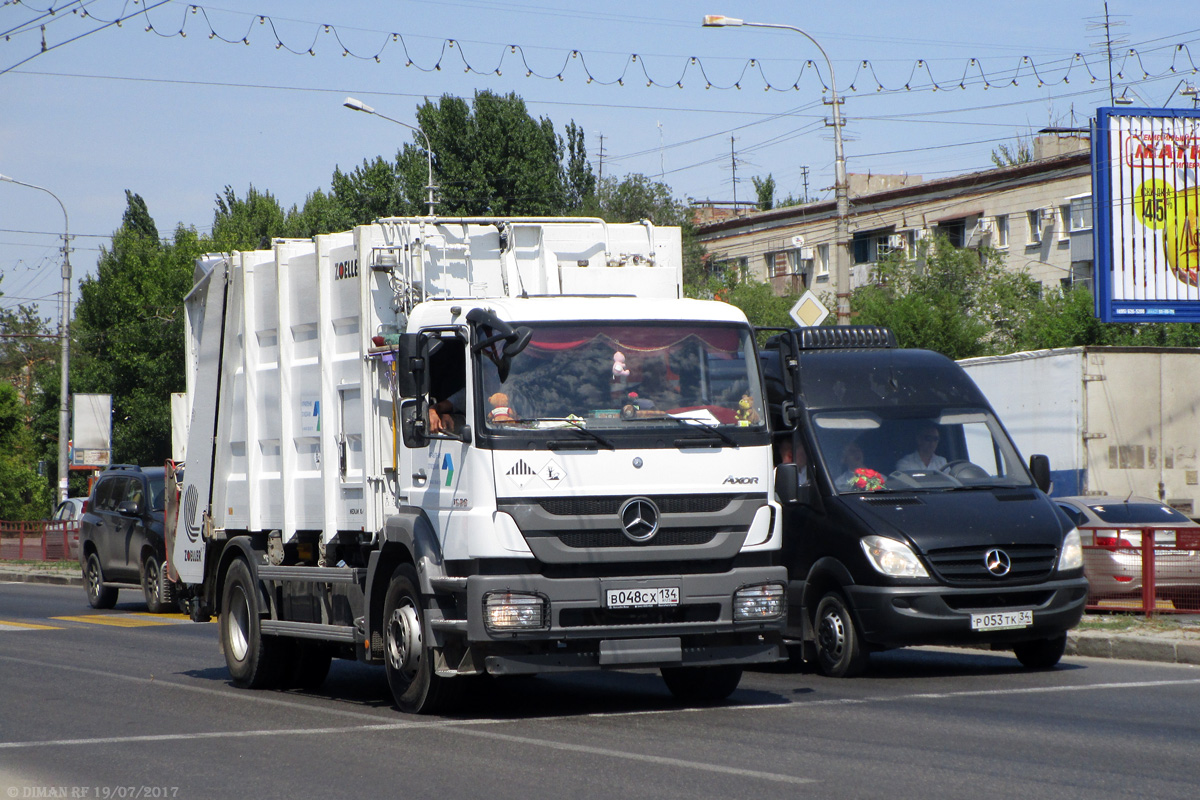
[459, 566, 788, 674]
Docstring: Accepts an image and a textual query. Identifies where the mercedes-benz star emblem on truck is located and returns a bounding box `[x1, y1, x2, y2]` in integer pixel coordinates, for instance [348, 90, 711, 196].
[619, 497, 660, 542]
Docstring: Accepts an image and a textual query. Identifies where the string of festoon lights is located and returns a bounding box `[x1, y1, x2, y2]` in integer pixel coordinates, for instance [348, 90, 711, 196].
[4, 0, 1199, 92]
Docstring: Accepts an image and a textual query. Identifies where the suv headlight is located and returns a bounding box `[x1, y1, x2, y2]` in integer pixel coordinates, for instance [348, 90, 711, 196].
[1057, 528, 1083, 572]
[861, 535, 929, 578]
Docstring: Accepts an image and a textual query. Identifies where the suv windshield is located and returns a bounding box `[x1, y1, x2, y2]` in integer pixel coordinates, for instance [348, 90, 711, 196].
[478, 322, 765, 436]
[810, 407, 1032, 494]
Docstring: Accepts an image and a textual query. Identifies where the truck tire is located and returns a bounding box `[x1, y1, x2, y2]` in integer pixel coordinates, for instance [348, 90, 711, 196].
[142, 553, 170, 613]
[814, 591, 869, 678]
[382, 563, 455, 714]
[660, 665, 743, 703]
[221, 558, 286, 689]
[84, 552, 118, 609]
[1013, 634, 1067, 669]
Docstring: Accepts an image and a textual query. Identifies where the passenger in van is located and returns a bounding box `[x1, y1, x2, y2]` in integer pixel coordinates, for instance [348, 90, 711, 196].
[777, 438, 810, 486]
[896, 423, 947, 471]
[835, 441, 866, 485]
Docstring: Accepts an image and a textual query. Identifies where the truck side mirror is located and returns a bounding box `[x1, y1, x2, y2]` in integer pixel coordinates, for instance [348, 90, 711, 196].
[400, 398, 430, 449]
[1029, 454, 1052, 494]
[396, 333, 432, 398]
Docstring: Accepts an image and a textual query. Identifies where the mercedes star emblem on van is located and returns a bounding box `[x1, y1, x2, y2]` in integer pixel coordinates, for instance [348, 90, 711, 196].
[985, 548, 1012, 577]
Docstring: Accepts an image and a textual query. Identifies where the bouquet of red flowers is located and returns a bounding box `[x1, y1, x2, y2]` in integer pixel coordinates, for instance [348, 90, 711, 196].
[847, 468, 886, 492]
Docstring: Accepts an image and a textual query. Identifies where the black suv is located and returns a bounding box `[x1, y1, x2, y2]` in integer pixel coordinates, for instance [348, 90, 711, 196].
[79, 465, 177, 612]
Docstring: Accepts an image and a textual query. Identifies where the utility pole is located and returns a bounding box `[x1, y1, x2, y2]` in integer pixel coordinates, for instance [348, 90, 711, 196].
[730, 136, 738, 207]
[800, 165, 810, 203]
[596, 133, 606, 184]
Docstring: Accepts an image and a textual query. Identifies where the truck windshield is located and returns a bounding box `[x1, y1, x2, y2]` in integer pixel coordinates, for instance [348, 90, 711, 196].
[477, 322, 766, 436]
[810, 408, 1033, 494]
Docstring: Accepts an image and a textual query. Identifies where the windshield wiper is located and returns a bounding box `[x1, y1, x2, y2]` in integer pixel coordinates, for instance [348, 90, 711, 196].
[631, 413, 740, 449]
[539, 417, 616, 450]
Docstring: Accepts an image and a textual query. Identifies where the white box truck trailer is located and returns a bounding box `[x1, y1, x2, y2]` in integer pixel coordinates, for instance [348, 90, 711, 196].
[168, 217, 787, 712]
[959, 347, 1200, 516]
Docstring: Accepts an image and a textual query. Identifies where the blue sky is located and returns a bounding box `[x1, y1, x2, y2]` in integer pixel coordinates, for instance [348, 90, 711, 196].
[1, 1, 1195, 321]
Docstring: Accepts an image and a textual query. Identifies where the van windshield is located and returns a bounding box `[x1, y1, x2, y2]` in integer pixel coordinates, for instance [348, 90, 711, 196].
[810, 408, 1033, 494]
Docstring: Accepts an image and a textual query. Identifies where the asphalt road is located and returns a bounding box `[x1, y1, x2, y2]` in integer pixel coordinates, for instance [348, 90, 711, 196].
[2, 581, 1198, 800]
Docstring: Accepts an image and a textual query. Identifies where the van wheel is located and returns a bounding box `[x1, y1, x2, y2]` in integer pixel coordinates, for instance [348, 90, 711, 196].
[660, 665, 743, 703]
[382, 563, 456, 714]
[221, 558, 285, 688]
[142, 553, 170, 613]
[84, 552, 117, 609]
[1014, 635, 1067, 669]
[815, 592, 869, 678]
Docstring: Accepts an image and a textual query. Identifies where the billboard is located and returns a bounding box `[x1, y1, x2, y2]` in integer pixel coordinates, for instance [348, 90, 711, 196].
[1093, 107, 1200, 322]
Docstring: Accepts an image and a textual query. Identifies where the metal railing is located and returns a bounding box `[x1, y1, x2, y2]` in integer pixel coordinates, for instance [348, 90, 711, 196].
[0, 520, 79, 562]
[1081, 524, 1200, 616]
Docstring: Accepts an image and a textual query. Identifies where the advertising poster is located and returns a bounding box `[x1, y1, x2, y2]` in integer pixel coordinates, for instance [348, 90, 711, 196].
[1093, 107, 1200, 322]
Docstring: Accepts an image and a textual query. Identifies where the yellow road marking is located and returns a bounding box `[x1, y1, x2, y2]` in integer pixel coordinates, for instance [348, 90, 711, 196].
[128, 612, 193, 622]
[0, 620, 63, 631]
[51, 615, 175, 628]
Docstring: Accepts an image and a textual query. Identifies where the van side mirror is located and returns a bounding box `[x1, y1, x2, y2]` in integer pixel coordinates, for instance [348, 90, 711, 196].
[776, 464, 799, 504]
[1029, 454, 1052, 494]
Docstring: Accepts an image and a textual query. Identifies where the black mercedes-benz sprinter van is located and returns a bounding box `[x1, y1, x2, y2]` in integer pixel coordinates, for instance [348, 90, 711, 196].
[762, 326, 1088, 677]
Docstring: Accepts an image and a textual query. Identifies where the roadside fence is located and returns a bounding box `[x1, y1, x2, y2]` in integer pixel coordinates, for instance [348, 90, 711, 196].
[0, 520, 79, 562]
[1082, 524, 1200, 617]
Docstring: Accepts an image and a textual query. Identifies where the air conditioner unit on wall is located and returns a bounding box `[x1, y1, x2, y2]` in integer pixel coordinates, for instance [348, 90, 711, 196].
[1040, 207, 1055, 223]
[799, 247, 815, 260]
[978, 216, 994, 233]
[887, 234, 905, 249]
[915, 228, 930, 240]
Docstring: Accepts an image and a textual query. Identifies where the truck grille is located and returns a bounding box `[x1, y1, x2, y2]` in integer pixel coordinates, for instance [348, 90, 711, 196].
[559, 604, 721, 627]
[924, 544, 1058, 585]
[532, 529, 720, 549]
[535, 495, 734, 516]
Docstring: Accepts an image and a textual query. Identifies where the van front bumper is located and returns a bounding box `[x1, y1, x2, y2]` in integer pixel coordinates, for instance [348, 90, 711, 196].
[845, 574, 1089, 649]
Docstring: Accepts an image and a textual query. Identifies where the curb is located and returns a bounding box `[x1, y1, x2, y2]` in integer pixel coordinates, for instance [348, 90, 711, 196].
[0, 567, 83, 587]
[1067, 630, 1200, 667]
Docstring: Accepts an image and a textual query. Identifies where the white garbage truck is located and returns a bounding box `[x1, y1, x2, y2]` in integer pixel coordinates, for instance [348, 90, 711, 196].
[169, 217, 787, 713]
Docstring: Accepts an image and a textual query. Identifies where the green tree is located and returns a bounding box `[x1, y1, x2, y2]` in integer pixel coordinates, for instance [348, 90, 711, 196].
[332, 156, 410, 223]
[851, 234, 1041, 359]
[752, 174, 776, 211]
[72, 193, 200, 467]
[1016, 284, 1200, 349]
[211, 185, 288, 252]
[0, 300, 56, 413]
[991, 135, 1034, 168]
[395, 91, 569, 216]
[564, 120, 596, 211]
[0, 380, 53, 519]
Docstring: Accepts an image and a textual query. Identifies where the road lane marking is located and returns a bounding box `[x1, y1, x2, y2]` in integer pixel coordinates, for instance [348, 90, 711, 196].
[52, 614, 182, 627]
[0, 620, 62, 631]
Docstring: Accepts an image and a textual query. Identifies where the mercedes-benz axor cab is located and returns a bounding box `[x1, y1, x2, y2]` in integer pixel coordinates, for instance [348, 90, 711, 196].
[761, 326, 1088, 676]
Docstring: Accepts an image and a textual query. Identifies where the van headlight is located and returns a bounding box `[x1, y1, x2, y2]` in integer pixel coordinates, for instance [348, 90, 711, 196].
[1057, 528, 1083, 572]
[861, 535, 929, 578]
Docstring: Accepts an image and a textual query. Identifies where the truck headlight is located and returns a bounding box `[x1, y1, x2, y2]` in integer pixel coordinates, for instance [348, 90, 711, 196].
[1057, 528, 1083, 572]
[861, 535, 929, 578]
[484, 591, 548, 632]
[733, 583, 785, 620]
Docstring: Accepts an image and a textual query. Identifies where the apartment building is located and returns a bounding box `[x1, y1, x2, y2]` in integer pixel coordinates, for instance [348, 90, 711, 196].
[696, 134, 1094, 298]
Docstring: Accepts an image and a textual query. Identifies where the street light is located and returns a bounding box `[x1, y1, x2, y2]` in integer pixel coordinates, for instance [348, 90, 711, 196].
[703, 15, 851, 323]
[1164, 79, 1199, 108]
[343, 97, 437, 216]
[0, 173, 72, 504]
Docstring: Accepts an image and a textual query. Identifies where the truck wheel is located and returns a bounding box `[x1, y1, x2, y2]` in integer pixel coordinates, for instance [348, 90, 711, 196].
[84, 552, 117, 609]
[142, 553, 170, 613]
[221, 558, 285, 689]
[660, 665, 743, 703]
[382, 563, 454, 714]
[815, 592, 869, 678]
[1013, 634, 1067, 669]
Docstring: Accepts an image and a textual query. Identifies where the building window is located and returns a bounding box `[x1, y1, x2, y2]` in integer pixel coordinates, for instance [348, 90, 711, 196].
[816, 244, 830, 278]
[851, 227, 896, 264]
[1027, 210, 1042, 244]
[935, 218, 967, 248]
[1068, 195, 1093, 232]
[767, 250, 805, 278]
[996, 214, 1009, 248]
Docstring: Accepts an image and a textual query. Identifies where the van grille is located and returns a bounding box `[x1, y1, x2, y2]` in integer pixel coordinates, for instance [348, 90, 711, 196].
[528, 529, 720, 548]
[923, 544, 1058, 585]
